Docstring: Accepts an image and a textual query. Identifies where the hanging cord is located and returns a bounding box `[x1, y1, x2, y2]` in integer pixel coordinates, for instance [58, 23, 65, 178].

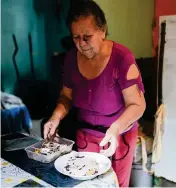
[76, 131, 88, 150]
[112, 134, 130, 161]
[76, 129, 130, 161]
[76, 130, 105, 150]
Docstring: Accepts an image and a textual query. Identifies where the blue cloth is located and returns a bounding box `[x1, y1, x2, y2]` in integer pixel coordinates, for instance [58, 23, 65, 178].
[1, 105, 32, 134]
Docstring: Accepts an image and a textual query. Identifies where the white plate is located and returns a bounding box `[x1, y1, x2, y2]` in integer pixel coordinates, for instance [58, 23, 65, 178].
[54, 151, 111, 180]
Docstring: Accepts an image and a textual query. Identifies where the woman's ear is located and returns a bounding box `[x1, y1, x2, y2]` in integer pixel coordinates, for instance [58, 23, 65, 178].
[102, 26, 107, 39]
[102, 34, 105, 40]
[101, 29, 106, 40]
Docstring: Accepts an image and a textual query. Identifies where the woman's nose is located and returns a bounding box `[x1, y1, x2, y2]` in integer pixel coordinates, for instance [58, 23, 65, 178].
[79, 38, 87, 48]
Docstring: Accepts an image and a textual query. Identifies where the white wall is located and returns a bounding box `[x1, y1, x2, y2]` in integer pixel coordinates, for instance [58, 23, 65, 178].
[154, 15, 176, 182]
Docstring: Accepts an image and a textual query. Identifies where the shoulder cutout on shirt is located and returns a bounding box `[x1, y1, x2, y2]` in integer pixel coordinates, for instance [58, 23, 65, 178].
[126, 64, 139, 80]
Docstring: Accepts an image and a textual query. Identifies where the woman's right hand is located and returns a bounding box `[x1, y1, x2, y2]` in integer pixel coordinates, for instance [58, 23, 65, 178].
[43, 117, 60, 139]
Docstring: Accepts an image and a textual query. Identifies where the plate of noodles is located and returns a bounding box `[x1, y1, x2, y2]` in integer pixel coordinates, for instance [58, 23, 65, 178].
[54, 151, 111, 180]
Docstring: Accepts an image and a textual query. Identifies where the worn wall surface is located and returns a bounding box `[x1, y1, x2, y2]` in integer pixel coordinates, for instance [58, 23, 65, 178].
[153, 0, 176, 55]
[94, 0, 154, 58]
[1, 0, 69, 94]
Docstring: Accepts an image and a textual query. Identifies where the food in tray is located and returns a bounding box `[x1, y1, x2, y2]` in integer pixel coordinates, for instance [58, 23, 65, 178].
[33, 141, 69, 156]
[63, 155, 99, 176]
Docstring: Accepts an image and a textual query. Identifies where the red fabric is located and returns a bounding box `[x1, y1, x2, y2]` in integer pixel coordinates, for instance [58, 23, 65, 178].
[153, 0, 176, 56]
[76, 126, 138, 187]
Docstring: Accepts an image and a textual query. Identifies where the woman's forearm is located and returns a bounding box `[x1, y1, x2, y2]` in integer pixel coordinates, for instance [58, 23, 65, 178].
[50, 94, 72, 121]
[112, 104, 145, 134]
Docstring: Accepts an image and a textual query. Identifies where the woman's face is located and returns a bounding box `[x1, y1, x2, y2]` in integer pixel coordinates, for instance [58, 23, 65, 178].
[71, 16, 106, 59]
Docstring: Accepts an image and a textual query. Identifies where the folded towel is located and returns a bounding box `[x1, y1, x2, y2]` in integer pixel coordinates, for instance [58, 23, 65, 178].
[1, 91, 23, 109]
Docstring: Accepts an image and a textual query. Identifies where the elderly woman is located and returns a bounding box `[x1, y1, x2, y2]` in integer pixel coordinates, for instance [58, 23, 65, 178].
[44, 1, 146, 187]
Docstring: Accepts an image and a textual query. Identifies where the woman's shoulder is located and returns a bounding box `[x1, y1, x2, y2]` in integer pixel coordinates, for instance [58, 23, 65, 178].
[65, 47, 77, 58]
[112, 41, 134, 59]
[64, 48, 77, 66]
[64, 48, 78, 71]
[110, 41, 136, 70]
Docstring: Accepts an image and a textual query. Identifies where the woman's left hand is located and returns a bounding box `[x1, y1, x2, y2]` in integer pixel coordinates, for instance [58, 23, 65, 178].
[99, 123, 120, 157]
